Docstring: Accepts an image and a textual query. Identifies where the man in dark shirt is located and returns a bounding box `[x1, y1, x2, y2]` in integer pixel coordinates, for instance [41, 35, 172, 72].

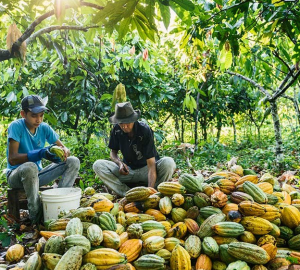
[93, 102, 176, 196]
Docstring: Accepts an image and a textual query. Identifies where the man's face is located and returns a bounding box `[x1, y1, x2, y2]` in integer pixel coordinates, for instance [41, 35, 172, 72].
[118, 122, 134, 133]
[21, 110, 45, 130]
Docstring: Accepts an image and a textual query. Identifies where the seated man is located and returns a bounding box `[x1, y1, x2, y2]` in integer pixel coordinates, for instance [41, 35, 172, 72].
[93, 102, 176, 196]
[6, 95, 80, 223]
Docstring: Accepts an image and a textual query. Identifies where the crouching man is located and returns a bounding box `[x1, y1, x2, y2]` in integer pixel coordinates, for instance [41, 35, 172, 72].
[93, 102, 176, 196]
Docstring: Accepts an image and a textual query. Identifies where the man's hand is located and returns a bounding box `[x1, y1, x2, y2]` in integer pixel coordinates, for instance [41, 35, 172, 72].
[110, 149, 129, 175]
[119, 162, 129, 175]
[28, 146, 61, 163]
[50, 145, 69, 162]
[45, 148, 62, 163]
[61, 146, 70, 160]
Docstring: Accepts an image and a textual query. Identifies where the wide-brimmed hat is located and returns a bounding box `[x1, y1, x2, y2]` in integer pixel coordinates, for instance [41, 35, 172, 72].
[21, 95, 48, 113]
[109, 102, 140, 124]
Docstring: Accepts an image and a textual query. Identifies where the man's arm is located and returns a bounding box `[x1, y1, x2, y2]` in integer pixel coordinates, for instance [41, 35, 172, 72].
[110, 149, 129, 175]
[8, 139, 28, 166]
[147, 157, 157, 188]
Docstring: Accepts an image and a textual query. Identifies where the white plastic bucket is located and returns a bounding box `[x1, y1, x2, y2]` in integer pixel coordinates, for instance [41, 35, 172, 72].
[41, 187, 81, 221]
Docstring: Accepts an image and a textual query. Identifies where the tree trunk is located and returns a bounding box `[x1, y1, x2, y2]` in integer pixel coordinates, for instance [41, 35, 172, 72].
[203, 126, 207, 141]
[181, 119, 184, 142]
[257, 126, 261, 141]
[231, 116, 237, 143]
[292, 90, 300, 126]
[175, 116, 180, 141]
[216, 118, 222, 141]
[201, 114, 208, 141]
[194, 92, 200, 149]
[270, 100, 284, 163]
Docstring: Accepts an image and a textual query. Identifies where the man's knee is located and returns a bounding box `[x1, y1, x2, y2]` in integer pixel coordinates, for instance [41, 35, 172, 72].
[93, 159, 107, 173]
[66, 156, 80, 170]
[18, 162, 39, 185]
[159, 157, 176, 171]
[19, 162, 39, 177]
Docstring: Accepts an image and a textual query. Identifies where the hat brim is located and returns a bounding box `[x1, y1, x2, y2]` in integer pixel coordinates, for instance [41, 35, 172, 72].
[29, 106, 49, 114]
[109, 110, 141, 124]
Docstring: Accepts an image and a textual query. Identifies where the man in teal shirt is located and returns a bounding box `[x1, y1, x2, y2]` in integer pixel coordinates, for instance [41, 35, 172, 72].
[6, 95, 80, 223]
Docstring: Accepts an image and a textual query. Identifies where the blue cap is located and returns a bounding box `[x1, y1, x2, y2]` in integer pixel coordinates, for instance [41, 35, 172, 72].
[21, 95, 48, 113]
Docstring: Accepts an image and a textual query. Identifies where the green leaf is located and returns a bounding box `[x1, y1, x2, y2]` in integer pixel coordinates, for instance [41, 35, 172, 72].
[279, 46, 291, 62]
[213, 0, 223, 4]
[122, 0, 139, 19]
[118, 17, 131, 40]
[22, 86, 29, 97]
[79, 179, 85, 190]
[134, 8, 149, 23]
[61, 112, 68, 122]
[271, 0, 285, 7]
[71, 76, 85, 81]
[142, 60, 151, 73]
[139, 93, 146, 103]
[0, 233, 11, 247]
[133, 18, 148, 41]
[93, 0, 137, 25]
[286, 256, 299, 264]
[133, 56, 140, 68]
[22, 67, 29, 74]
[85, 28, 96, 43]
[0, 219, 9, 230]
[158, 1, 171, 30]
[180, 32, 191, 49]
[44, 113, 58, 126]
[169, 27, 185, 34]
[100, 93, 113, 101]
[225, 50, 232, 69]
[219, 47, 232, 70]
[6, 91, 16, 103]
[53, 42, 64, 63]
[171, 0, 195, 11]
[154, 132, 164, 143]
[190, 96, 197, 110]
[199, 90, 207, 97]
[13, 64, 20, 81]
[141, 0, 157, 31]
[134, 15, 156, 42]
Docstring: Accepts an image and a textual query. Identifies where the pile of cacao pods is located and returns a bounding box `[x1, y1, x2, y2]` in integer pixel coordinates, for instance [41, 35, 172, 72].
[2, 165, 300, 270]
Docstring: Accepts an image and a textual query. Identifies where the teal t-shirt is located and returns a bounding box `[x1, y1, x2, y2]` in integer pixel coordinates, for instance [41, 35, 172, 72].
[6, 119, 59, 173]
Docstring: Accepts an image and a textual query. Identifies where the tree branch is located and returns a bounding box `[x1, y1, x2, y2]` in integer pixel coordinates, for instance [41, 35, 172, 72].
[158, 113, 172, 128]
[278, 65, 296, 89]
[272, 50, 293, 74]
[76, 59, 101, 90]
[271, 68, 300, 100]
[26, 25, 99, 44]
[226, 71, 272, 99]
[207, 0, 251, 23]
[80, 1, 104, 10]
[281, 94, 293, 101]
[0, 1, 104, 62]
[257, 54, 289, 75]
[246, 109, 259, 129]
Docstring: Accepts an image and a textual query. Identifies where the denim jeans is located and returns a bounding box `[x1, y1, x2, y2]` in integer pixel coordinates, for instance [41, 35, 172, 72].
[7, 156, 80, 220]
[93, 157, 176, 197]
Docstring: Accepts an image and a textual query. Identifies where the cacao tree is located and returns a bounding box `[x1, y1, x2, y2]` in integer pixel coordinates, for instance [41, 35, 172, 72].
[169, 0, 300, 165]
